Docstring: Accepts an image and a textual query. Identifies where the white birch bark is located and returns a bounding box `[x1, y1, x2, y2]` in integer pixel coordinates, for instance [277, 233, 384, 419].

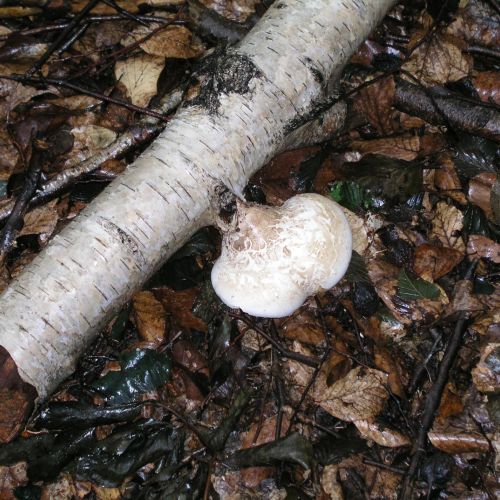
[0, 0, 396, 398]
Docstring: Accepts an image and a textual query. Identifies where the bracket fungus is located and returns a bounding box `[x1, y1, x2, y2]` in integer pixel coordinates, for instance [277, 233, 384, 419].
[211, 193, 352, 318]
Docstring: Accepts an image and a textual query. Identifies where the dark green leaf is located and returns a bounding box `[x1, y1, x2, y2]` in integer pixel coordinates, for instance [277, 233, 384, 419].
[330, 180, 372, 211]
[463, 204, 491, 238]
[452, 133, 498, 178]
[473, 276, 495, 295]
[314, 435, 367, 465]
[91, 348, 171, 404]
[342, 155, 424, 205]
[397, 269, 439, 301]
[67, 423, 177, 487]
[36, 401, 144, 429]
[291, 148, 329, 192]
[192, 280, 221, 325]
[345, 250, 370, 284]
[170, 228, 216, 261]
[28, 429, 95, 482]
[224, 433, 314, 470]
[0, 181, 7, 199]
[203, 388, 251, 451]
[13, 485, 41, 500]
[491, 176, 500, 225]
[0, 433, 56, 466]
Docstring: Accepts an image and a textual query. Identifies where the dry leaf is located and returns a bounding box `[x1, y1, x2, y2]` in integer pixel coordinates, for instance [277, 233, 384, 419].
[374, 345, 406, 398]
[321, 465, 343, 500]
[154, 287, 207, 332]
[92, 485, 122, 500]
[430, 201, 466, 252]
[123, 24, 205, 59]
[353, 76, 397, 135]
[199, 0, 259, 22]
[368, 259, 447, 324]
[414, 243, 463, 281]
[20, 199, 58, 240]
[114, 55, 165, 107]
[354, 419, 410, 448]
[0, 126, 19, 180]
[71, 0, 138, 14]
[0, 463, 27, 497]
[468, 172, 495, 219]
[434, 155, 461, 191]
[403, 33, 472, 86]
[132, 291, 167, 346]
[66, 125, 117, 165]
[313, 367, 388, 422]
[472, 343, 500, 393]
[467, 235, 500, 263]
[42, 474, 79, 499]
[428, 431, 490, 454]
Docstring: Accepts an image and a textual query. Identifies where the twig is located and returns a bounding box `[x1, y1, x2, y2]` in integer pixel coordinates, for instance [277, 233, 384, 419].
[27, 0, 101, 76]
[0, 74, 170, 122]
[228, 312, 320, 368]
[0, 143, 43, 264]
[398, 262, 477, 499]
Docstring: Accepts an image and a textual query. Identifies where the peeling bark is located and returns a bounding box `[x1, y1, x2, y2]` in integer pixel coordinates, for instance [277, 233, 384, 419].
[0, 0, 397, 401]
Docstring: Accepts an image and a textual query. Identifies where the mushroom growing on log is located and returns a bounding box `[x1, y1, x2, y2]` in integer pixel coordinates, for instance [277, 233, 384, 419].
[0, 0, 397, 440]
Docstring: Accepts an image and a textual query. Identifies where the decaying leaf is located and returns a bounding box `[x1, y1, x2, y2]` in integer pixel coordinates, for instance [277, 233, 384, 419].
[114, 55, 165, 107]
[313, 366, 388, 422]
[198, 0, 260, 22]
[354, 419, 410, 448]
[472, 343, 500, 393]
[414, 244, 463, 281]
[468, 172, 495, 219]
[66, 125, 117, 166]
[123, 24, 205, 59]
[428, 431, 490, 454]
[132, 291, 167, 345]
[403, 33, 472, 86]
[467, 235, 500, 263]
[278, 310, 324, 345]
[320, 465, 343, 500]
[430, 201, 466, 252]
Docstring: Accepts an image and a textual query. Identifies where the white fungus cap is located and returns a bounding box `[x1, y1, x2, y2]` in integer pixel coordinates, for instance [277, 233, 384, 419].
[211, 193, 352, 318]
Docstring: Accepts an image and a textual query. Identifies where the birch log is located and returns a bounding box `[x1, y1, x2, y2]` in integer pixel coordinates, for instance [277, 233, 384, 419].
[0, 0, 396, 400]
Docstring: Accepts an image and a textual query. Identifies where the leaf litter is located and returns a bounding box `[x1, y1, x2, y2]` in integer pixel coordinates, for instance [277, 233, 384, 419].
[0, 0, 498, 499]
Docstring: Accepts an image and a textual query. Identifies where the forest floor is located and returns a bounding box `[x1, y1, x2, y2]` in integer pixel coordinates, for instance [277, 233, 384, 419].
[0, 0, 498, 499]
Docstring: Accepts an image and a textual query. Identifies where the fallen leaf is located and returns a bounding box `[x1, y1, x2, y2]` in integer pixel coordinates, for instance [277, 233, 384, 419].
[468, 172, 495, 219]
[430, 201, 466, 252]
[467, 235, 500, 263]
[414, 243, 464, 281]
[403, 33, 472, 86]
[473, 71, 500, 106]
[472, 343, 500, 393]
[354, 419, 410, 448]
[428, 431, 490, 454]
[350, 135, 421, 161]
[0, 462, 27, 497]
[313, 367, 389, 422]
[171, 340, 209, 377]
[433, 155, 461, 191]
[353, 76, 397, 135]
[199, 0, 260, 22]
[65, 125, 117, 166]
[132, 291, 167, 346]
[320, 465, 343, 500]
[278, 310, 324, 345]
[71, 0, 138, 14]
[114, 55, 165, 107]
[374, 345, 406, 398]
[20, 200, 58, 244]
[397, 268, 440, 301]
[123, 24, 205, 59]
[154, 287, 207, 332]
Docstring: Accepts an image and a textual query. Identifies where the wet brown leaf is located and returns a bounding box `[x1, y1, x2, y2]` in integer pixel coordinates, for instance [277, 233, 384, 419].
[171, 340, 209, 377]
[430, 201, 466, 252]
[473, 71, 500, 106]
[374, 345, 406, 398]
[414, 243, 463, 281]
[433, 155, 461, 191]
[64, 125, 117, 167]
[350, 135, 421, 161]
[0, 126, 19, 180]
[353, 76, 397, 135]
[472, 343, 500, 393]
[354, 419, 410, 448]
[154, 287, 207, 332]
[403, 33, 472, 86]
[436, 383, 464, 422]
[428, 431, 490, 454]
[467, 235, 500, 264]
[132, 291, 167, 345]
[313, 367, 389, 422]
[166, 367, 204, 412]
[278, 310, 324, 345]
[123, 24, 205, 59]
[114, 55, 165, 107]
[71, 0, 139, 14]
[468, 172, 495, 219]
